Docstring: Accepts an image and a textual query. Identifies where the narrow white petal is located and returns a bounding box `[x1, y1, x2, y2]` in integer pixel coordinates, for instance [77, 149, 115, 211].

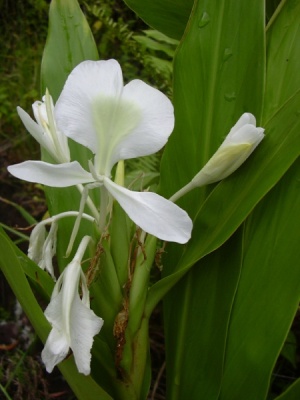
[104, 178, 192, 243]
[55, 60, 123, 154]
[70, 295, 103, 375]
[17, 107, 52, 151]
[8, 161, 94, 187]
[28, 224, 46, 266]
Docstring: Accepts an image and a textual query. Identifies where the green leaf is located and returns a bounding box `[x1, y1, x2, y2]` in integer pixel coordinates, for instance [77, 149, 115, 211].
[275, 378, 300, 400]
[219, 159, 300, 400]
[41, 0, 98, 102]
[264, 0, 300, 121]
[159, 0, 265, 218]
[0, 227, 50, 342]
[123, 0, 193, 40]
[163, 229, 243, 399]
[148, 0, 268, 311]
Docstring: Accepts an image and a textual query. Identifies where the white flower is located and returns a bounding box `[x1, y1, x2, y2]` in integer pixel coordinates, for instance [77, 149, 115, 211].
[17, 90, 70, 163]
[8, 60, 192, 244]
[41, 236, 103, 375]
[170, 113, 264, 202]
[191, 113, 264, 186]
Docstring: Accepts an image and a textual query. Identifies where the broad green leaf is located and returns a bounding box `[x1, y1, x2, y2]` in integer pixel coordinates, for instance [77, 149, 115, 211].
[163, 229, 243, 399]
[275, 378, 300, 400]
[158, 2, 265, 398]
[123, 0, 193, 40]
[160, 0, 265, 206]
[219, 159, 300, 400]
[264, 0, 300, 121]
[41, 0, 98, 102]
[0, 228, 112, 400]
[147, 90, 300, 312]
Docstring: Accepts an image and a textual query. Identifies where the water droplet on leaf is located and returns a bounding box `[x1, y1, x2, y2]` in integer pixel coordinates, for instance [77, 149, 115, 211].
[224, 92, 236, 102]
[223, 48, 233, 61]
[199, 12, 210, 28]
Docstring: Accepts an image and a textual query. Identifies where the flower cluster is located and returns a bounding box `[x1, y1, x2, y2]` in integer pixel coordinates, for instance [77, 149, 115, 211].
[8, 59, 193, 374]
[8, 59, 264, 375]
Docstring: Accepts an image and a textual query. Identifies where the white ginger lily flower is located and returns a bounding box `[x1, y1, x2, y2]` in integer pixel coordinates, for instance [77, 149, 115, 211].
[42, 236, 103, 375]
[8, 60, 192, 244]
[17, 90, 70, 163]
[170, 113, 265, 202]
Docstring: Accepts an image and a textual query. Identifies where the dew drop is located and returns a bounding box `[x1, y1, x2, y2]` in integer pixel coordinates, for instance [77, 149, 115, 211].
[224, 92, 236, 102]
[223, 48, 233, 62]
[199, 12, 210, 28]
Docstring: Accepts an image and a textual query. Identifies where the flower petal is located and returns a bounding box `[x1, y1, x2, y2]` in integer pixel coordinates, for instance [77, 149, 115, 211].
[224, 124, 265, 145]
[104, 178, 192, 243]
[8, 161, 94, 187]
[41, 326, 70, 373]
[17, 107, 51, 151]
[55, 60, 123, 155]
[227, 112, 256, 137]
[108, 79, 174, 168]
[55, 60, 174, 176]
[70, 295, 103, 375]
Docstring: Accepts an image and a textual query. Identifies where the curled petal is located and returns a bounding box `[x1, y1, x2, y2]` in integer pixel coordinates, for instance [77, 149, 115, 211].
[104, 177, 192, 243]
[8, 161, 94, 187]
[227, 112, 256, 138]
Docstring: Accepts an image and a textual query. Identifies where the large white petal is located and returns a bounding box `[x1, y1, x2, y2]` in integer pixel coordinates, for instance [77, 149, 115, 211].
[8, 161, 94, 187]
[70, 295, 103, 375]
[55, 60, 123, 154]
[111, 79, 174, 164]
[104, 178, 192, 243]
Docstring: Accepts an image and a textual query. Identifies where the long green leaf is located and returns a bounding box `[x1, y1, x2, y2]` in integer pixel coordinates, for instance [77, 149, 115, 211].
[218, 159, 300, 400]
[123, 0, 193, 40]
[41, 0, 98, 102]
[163, 229, 243, 399]
[275, 378, 300, 400]
[264, 0, 300, 121]
[147, 90, 300, 312]
[160, 0, 265, 204]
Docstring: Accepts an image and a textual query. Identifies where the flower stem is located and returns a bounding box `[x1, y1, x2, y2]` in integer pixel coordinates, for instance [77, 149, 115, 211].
[76, 184, 99, 221]
[169, 181, 197, 202]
